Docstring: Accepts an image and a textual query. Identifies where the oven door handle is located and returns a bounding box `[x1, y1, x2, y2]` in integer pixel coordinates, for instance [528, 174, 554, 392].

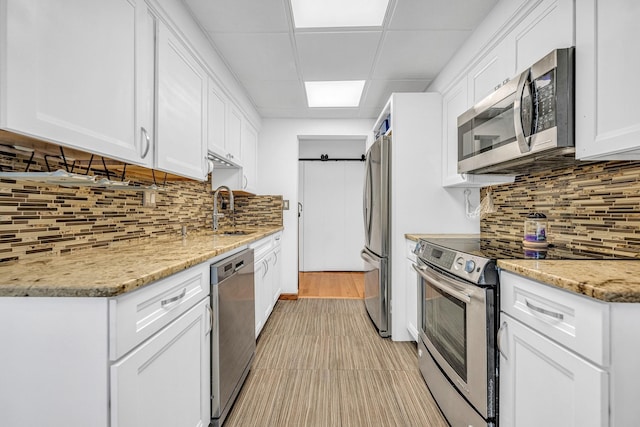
[412, 263, 472, 303]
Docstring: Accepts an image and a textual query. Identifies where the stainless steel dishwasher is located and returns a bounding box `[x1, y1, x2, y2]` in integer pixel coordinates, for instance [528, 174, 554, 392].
[210, 248, 255, 427]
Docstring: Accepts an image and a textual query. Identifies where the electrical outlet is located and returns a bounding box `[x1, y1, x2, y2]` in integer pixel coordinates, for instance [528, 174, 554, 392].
[143, 190, 156, 207]
[283, 200, 290, 210]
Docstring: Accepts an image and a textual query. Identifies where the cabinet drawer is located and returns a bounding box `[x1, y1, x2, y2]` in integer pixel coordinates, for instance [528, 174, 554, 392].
[109, 262, 210, 360]
[250, 235, 274, 261]
[500, 271, 609, 366]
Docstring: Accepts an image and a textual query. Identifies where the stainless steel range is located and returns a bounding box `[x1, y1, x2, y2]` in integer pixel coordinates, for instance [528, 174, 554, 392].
[413, 237, 498, 427]
[413, 236, 629, 427]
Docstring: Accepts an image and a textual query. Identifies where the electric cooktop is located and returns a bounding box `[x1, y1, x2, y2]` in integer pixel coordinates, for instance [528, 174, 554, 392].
[421, 236, 635, 261]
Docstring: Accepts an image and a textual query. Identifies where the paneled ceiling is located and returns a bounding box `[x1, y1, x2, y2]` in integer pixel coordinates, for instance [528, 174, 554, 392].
[183, 0, 498, 119]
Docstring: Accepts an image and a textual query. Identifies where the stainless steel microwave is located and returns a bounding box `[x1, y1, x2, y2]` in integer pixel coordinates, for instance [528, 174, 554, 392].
[457, 47, 575, 175]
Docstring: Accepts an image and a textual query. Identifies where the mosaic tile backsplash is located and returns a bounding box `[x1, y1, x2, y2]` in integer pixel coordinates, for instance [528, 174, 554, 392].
[0, 144, 282, 263]
[481, 161, 640, 258]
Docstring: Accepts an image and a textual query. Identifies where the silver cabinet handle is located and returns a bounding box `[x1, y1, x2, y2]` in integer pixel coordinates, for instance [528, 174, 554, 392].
[262, 259, 269, 278]
[497, 321, 508, 360]
[141, 127, 151, 159]
[161, 288, 186, 307]
[243, 174, 248, 189]
[525, 299, 564, 320]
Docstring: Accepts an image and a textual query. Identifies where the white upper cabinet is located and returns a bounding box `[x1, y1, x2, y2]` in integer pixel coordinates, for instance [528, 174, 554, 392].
[207, 79, 227, 158]
[156, 21, 208, 180]
[241, 120, 258, 193]
[575, 0, 640, 160]
[512, 0, 575, 74]
[0, 0, 154, 167]
[467, 37, 515, 105]
[226, 104, 243, 163]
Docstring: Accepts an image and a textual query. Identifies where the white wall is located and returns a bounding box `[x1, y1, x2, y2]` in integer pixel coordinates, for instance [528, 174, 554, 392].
[257, 119, 375, 294]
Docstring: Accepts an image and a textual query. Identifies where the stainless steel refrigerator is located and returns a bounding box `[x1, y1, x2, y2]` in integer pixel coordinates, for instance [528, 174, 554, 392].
[361, 135, 391, 337]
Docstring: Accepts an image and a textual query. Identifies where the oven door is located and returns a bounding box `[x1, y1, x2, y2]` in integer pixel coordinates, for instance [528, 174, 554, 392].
[413, 262, 494, 419]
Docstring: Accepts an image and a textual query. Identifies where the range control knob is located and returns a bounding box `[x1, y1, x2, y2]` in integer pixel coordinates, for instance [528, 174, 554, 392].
[455, 257, 465, 270]
[464, 260, 476, 273]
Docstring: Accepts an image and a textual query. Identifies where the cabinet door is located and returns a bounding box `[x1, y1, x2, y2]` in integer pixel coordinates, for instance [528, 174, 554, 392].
[467, 37, 514, 105]
[0, 0, 152, 166]
[441, 78, 469, 187]
[499, 314, 608, 427]
[254, 259, 267, 337]
[226, 104, 242, 164]
[156, 21, 207, 180]
[241, 121, 258, 193]
[111, 298, 210, 427]
[270, 247, 282, 308]
[207, 79, 227, 156]
[512, 0, 575, 74]
[575, 0, 640, 160]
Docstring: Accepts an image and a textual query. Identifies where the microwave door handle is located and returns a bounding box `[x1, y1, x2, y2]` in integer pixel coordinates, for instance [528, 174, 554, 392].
[412, 263, 472, 304]
[514, 69, 532, 153]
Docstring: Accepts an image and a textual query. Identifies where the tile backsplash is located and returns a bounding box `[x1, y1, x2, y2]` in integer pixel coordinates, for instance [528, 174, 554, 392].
[481, 161, 640, 258]
[0, 144, 282, 263]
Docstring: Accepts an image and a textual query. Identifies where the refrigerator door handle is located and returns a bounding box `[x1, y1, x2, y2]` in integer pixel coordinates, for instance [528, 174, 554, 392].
[360, 249, 381, 269]
[363, 154, 373, 244]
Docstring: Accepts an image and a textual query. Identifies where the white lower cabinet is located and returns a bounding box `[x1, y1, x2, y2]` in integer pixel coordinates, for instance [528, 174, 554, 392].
[499, 313, 608, 427]
[111, 298, 210, 427]
[499, 270, 640, 426]
[250, 232, 282, 337]
[0, 261, 213, 427]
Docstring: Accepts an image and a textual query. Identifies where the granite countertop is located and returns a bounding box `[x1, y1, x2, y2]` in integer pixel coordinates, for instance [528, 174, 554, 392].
[498, 259, 640, 303]
[0, 227, 283, 298]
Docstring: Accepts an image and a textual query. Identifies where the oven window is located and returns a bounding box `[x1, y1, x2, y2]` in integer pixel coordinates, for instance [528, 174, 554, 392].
[423, 282, 467, 382]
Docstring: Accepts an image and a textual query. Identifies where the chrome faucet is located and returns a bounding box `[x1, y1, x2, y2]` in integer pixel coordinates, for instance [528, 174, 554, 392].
[212, 185, 234, 231]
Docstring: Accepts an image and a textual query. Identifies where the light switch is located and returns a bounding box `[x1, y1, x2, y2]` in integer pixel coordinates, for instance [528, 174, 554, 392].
[283, 200, 290, 210]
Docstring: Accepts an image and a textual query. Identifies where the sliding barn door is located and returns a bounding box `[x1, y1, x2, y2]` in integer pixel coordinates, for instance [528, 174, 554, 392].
[300, 161, 364, 271]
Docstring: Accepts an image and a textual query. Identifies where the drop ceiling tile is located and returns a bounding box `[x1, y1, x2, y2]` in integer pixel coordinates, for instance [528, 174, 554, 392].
[211, 33, 298, 81]
[184, 0, 289, 33]
[242, 80, 307, 109]
[388, 0, 498, 30]
[295, 31, 382, 80]
[361, 79, 432, 110]
[373, 30, 470, 79]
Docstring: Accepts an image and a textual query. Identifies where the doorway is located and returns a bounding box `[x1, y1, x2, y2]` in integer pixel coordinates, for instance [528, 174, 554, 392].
[297, 136, 366, 297]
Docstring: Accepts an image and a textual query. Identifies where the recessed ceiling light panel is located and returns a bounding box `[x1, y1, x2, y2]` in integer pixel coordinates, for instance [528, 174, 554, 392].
[305, 80, 365, 108]
[291, 0, 389, 28]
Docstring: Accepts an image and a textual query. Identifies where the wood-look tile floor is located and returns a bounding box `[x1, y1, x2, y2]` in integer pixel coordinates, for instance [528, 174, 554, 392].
[224, 299, 448, 427]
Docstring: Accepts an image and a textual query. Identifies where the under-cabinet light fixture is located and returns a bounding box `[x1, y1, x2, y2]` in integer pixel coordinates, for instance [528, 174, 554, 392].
[290, 0, 389, 28]
[304, 80, 365, 108]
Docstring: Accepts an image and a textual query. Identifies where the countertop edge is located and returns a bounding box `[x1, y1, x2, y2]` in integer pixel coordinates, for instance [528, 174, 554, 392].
[0, 227, 284, 298]
[498, 259, 640, 303]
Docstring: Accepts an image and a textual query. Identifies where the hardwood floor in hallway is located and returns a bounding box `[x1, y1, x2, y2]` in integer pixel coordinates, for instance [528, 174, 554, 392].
[224, 299, 448, 427]
[298, 272, 365, 299]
